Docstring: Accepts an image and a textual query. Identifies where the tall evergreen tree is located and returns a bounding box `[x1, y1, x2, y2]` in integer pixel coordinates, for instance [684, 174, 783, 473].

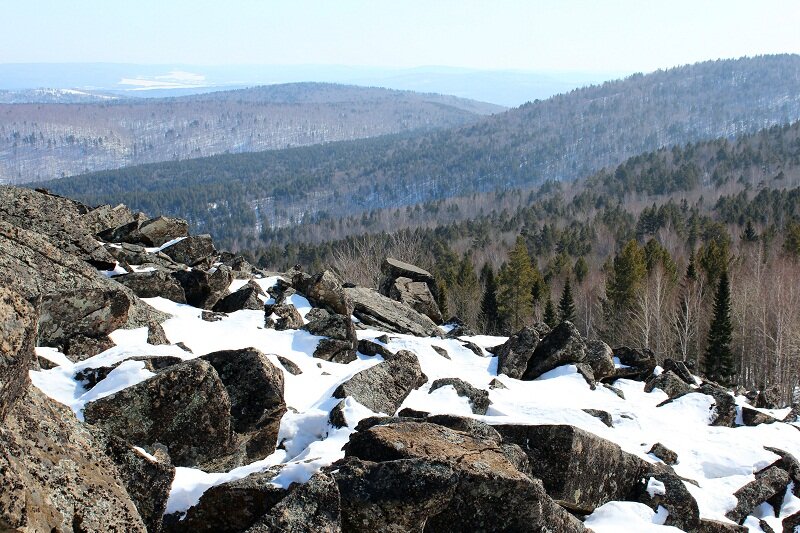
[543, 297, 557, 329]
[558, 277, 576, 323]
[741, 220, 758, 243]
[574, 256, 589, 283]
[704, 270, 735, 385]
[479, 264, 501, 334]
[498, 236, 535, 332]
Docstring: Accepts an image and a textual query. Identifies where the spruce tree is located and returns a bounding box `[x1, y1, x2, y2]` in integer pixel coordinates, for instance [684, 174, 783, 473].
[741, 220, 758, 243]
[558, 277, 576, 323]
[479, 265, 500, 334]
[543, 297, 557, 329]
[704, 270, 735, 385]
[498, 236, 535, 332]
[574, 257, 589, 283]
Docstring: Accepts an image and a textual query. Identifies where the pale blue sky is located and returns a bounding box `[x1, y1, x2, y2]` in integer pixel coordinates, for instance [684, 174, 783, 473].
[2, 1, 799, 72]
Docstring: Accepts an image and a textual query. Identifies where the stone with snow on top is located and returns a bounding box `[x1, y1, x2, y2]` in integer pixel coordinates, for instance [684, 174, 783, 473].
[200, 348, 286, 464]
[83, 358, 234, 468]
[115, 270, 188, 303]
[146, 320, 170, 345]
[389, 276, 443, 324]
[37, 286, 130, 350]
[0, 386, 147, 532]
[429, 377, 491, 415]
[495, 423, 650, 513]
[173, 265, 232, 310]
[493, 323, 549, 379]
[329, 399, 349, 428]
[345, 286, 440, 337]
[583, 409, 613, 427]
[633, 470, 700, 531]
[648, 442, 678, 465]
[332, 349, 427, 414]
[660, 383, 738, 427]
[164, 467, 286, 533]
[302, 310, 358, 364]
[266, 303, 304, 330]
[763, 447, 800, 496]
[160, 234, 217, 267]
[608, 346, 658, 382]
[213, 280, 265, 312]
[101, 434, 175, 533]
[741, 406, 778, 426]
[98, 215, 189, 247]
[521, 321, 587, 381]
[725, 466, 790, 524]
[644, 370, 692, 398]
[357, 338, 394, 358]
[247, 471, 341, 533]
[585, 338, 616, 380]
[0, 287, 37, 423]
[75, 355, 181, 390]
[663, 358, 696, 384]
[343, 420, 586, 532]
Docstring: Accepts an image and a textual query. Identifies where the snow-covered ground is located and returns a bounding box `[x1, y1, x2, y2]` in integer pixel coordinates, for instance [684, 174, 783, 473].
[29, 277, 800, 532]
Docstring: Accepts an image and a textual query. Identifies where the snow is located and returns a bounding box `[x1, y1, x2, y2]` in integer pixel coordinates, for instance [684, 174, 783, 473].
[26, 269, 800, 528]
[647, 477, 667, 498]
[145, 236, 187, 253]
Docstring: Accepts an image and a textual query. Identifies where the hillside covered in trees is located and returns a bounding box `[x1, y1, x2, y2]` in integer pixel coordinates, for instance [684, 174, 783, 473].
[42, 55, 800, 247]
[0, 82, 502, 183]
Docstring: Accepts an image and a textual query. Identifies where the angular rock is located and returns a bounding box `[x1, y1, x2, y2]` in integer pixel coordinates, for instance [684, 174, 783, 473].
[432, 345, 450, 359]
[634, 470, 700, 531]
[345, 286, 440, 337]
[763, 447, 800, 496]
[63, 333, 116, 361]
[489, 378, 507, 389]
[783, 510, 800, 533]
[379, 257, 438, 298]
[83, 359, 234, 468]
[302, 312, 358, 363]
[742, 406, 778, 426]
[147, 320, 170, 345]
[161, 234, 217, 267]
[115, 270, 188, 303]
[277, 355, 302, 375]
[725, 466, 790, 524]
[645, 370, 693, 398]
[213, 280, 265, 312]
[202, 310, 227, 322]
[583, 409, 614, 427]
[663, 358, 696, 384]
[173, 266, 233, 309]
[0, 387, 146, 532]
[38, 287, 131, 348]
[522, 321, 587, 381]
[0, 288, 37, 423]
[266, 303, 304, 330]
[201, 348, 287, 462]
[495, 423, 649, 513]
[493, 323, 548, 379]
[609, 346, 658, 381]
[648, 442, 679, 465]
[333, 350, 427, 414]
[99, 215, 189, 247]
[585, 339, 616, 380]
[248, 471, 341, 533]
[357, 338, 394, 358]
[388, 276, 443, 324]
[755, 385, 782, 409]
[429, 377, 491, 415]
[81, 203, 140, 234]
[300, 269, 352, 316]
[397, 407, 430, 418]
[461, 340, 484, 357]
[329, 399, 349, 428]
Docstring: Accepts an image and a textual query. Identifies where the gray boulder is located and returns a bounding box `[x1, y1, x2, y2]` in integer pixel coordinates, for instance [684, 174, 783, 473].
[173, 265, 233, 309]
[379, 257, 438, 296]
[645, 370, 693, 398]
[247, 471, 341, 533]
[609, 346, 658, 381]
[98, 215, 189, 247]
[345, 286, 440, 337]
[725, 466, 790, 524]
[161, 234, 217, 267]
[522, 321, 587, 381]
[213, 280, 265, 312]
[648, 442, 679, 465]
[662, 384, 737, 427]
[429, 377, 491, 415]
[742, 406, 778, 426]
[298, 269, 352, 316]
[302, 310, 358, 364]
[115, 270, 188, 303]
[388, 276, 443, 324]
[634, 470, 700, 531]
[333, 350, 427, 414]
[147, 320, 170, 345]
[266, 303, 304, 330]
[0, 288, 37, 423]
[585, 339, 616, 380]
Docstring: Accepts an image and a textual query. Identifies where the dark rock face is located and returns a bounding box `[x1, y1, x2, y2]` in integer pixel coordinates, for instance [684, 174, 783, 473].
[147, 320, 170, 345]
[609, 346, 658, 381]
[265, 303, 304, 330]
[333, 350, 427, 414]
[301, 270, 352, 316]
[213, 280, 265, 312]
[357, 338, 394, 358]
[648, 442, 679, 465]
[429, 377, 491, 415]
[302, 311, 358, 364]
[585, 339, 616, 380]
[493, 323, 549, 379]
[696, 519, 748, 532]
[99, 215, 189, 247]
[379, 257, 438, 297]
[783, 510, 800, 533]
[38, 287, 131, 349]
[725, 466, 790, 524]
[663, 358, 696, 384]
[634, 470, 700, 531]
[345, 286, 440, 337]
[248, 471, 342, 533]
[201, 348, 287, 462]
[763, 447, 800, 496]
[755, 385, 782, 409]
[388, 276, 443, 324]
[522, 321, 587, 381]
[742, 406, 778, 426]
[173, 266, 233, 309]
[0, 387, 146, 532]
[102, 435, 175, 533]
[343, 421, 586, 532]
[62, 333, 116, 360]
[166, 468, 286, 533]
[161, 234, 217, 267]
[0, 288, 37, 423]
[583, 409, 614, 427]
[83, 359, 234, 468]
[115, 270, 188, 303]
[645, 370, 693, 398]
[495, 424, 649, 513]
[277, 355, 302, 375]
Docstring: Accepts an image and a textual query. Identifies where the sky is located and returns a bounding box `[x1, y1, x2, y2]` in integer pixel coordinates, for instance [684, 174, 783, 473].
[1, 0, 799, 73]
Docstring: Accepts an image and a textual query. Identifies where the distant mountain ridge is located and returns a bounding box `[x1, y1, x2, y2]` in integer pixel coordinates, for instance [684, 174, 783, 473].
[40, 55, 800, 248]
[0, 82, 503, 183]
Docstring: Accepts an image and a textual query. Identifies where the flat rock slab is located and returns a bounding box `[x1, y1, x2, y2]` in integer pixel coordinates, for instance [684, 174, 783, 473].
[345, 287, 440, 337]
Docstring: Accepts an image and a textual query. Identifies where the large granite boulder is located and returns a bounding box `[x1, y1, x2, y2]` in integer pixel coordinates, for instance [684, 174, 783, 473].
[495, 424, 650, 513]
[37, 287, 131, 349]
[0, 288, 37, 423]
[297, 269, 352, 316]
[644, 370, 693, 398]
[0, 387, 146, 532]
[379, 257, 437, 297]
[633, 470, 700, 531]
[173, 265, 233, 309]
[83, 359, 234, 468]
[247, 472, 342, 533]
[388, 276, 443, 324]
[115, 270, 188, 303]
[161, 234, 217, 267]
[492, 323, 550, 379]
[333, 350, 427, 414]
[608, 346, 658, 382]
[725, 466, 790, 524]
[302, 309, 358, 364]
[345, 287, 440, 337]
[522, 321, 587, 381]
[213, 280, 265, 312]
[585, 338, 616, 380]
[98, 215, 189, 247]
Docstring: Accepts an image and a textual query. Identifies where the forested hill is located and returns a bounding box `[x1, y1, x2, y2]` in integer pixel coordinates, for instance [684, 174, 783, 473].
[42, 55, 800, 248]
[0, 82, 503, 183]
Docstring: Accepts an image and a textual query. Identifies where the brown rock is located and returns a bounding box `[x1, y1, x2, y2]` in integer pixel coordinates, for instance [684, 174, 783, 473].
[0, 287, 37, 423]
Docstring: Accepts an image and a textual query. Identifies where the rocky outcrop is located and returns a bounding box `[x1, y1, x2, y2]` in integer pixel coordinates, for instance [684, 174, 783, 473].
[644, 370, 693, 398]
[388, 276, 443, 324]
[495, 423, 649, 513]
[98, 215, 189, 247]
[302, 309, 358, 364]
[333, 350, 427, 414]
[522, 321, 587, 380]
[173, 266, 233, 310]
[379, 257, 438, 297]
[609, 346, 658, 381]
[213, 280, 265, 312]
[248, 471, 341, 533]
[266, 303, 304, 330]
[160, 234, 217, 267]
[585, 339, 616, 380]
[345, 286, 440, 337]
[634, 470, 700, 531]
[492, 323, 549, 379]
[725, 466, 790, 524]
[0, 288, 37, 423]
[298, 269, 352, 317]
[429, 377, 491, 415]
[115, 270, 188, 303]
[83, 359, 234, 468]
[741, 406, 778, 426]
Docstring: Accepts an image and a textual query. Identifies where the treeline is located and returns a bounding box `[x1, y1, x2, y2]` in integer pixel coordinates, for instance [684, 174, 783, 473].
[41, 55, 800, 249]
